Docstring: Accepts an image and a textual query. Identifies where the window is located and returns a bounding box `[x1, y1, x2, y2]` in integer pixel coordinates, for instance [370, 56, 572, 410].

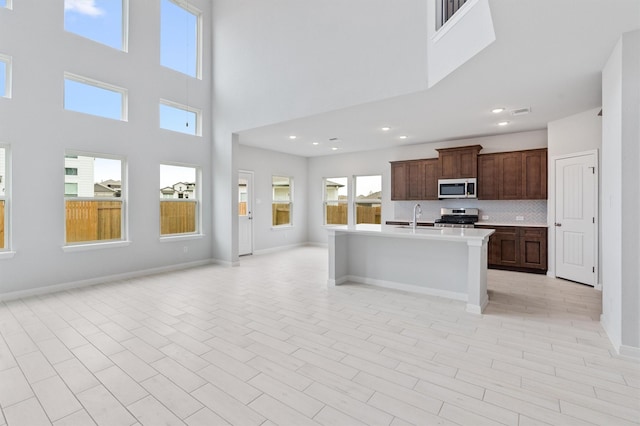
[64, 0, 127, 51]
[437, 0, 468, 29]
[161, 0, 201, 78]
[65, 167, 78, 176]
[0, 146, 8, 251]
[0, 54, 11, 98]
[324, 177, 348, 225]
[272, 176, 292, 227]
[65, 154, 124, 244]
[0, 0, 11, 9]
[354, 175, 381, 224]
[159, 100, 200, 136]
[160, 164, 199, 236]
[64, 73, 127, 121]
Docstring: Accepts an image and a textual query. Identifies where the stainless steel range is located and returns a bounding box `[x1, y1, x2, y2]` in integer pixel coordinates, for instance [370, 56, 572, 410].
[434, 208, 479, 228]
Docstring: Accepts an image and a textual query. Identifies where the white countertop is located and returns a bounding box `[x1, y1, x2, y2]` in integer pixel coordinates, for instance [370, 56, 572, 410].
[388, 220, 548, 228]
[475, 222, 548, 227]
[328, 224, 494, 243]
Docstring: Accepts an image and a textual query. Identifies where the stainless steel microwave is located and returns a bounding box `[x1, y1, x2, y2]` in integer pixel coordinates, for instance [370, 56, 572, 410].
[438, 178, 477, 199]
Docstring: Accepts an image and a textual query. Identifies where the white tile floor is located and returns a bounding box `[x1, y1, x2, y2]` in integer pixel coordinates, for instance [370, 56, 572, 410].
[0, 246, 638, 426]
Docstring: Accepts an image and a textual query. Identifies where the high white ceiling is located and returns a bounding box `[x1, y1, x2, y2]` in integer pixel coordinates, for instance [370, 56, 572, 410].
[237, 1, 639, 157]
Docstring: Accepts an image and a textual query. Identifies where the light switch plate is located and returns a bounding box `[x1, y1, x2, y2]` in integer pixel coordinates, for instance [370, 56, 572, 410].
[516, 216, 524, 221]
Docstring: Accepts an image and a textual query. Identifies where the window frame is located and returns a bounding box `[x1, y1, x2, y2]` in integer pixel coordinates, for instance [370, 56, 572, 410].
[159, 163, 201, 238]
[160, 0, 203, 79]
[0, 0, 12, 10]
[159, 99, 202, 136]
[272, 175, 293, 228]
[323, 176, 349, 226]
[0, 144, 12, 257]
[64, 72, 128, 121]
[63, 0, 129, 52]
[353, 174, 382, 225]
[63, 151, 127, 249]
[0, 54, 12, 99]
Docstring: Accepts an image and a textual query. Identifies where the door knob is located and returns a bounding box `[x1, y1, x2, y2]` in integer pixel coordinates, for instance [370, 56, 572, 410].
[555, 223, 562, 227]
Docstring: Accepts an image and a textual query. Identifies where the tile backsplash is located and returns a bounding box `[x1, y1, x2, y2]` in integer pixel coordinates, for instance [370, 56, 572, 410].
[394, 199, 547, 224]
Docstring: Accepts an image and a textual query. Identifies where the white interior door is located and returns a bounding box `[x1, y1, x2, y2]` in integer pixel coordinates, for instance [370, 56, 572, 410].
[239, 171, 253, 256]
[555, 153, 597, 286]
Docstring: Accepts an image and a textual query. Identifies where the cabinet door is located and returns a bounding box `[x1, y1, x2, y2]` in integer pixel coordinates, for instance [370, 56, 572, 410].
[406, 161, 425, 200]
[477, 154, 499, 199]
[390, 162, 408, 200]
[439, 151, 459, 179]
[459, 150, 477, 177]
[498, 152, 523, 199]
[423, 159, 439, 200]
[522, 149, 547, 199]
[489, 227, 519, 267]
[520, 227, 548, 270]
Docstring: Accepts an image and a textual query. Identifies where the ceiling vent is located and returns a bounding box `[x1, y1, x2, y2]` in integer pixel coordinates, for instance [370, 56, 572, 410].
[511, 107, 531, 116]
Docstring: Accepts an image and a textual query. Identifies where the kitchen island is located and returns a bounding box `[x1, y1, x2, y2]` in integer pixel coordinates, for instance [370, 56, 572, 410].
[327, 224, 495, 314]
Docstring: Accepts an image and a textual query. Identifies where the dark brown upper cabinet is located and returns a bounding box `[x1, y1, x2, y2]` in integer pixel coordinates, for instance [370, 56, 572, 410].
[390, 158, 439, 201]
[436, 145, 482, 179]
[478, 148, 547, 200]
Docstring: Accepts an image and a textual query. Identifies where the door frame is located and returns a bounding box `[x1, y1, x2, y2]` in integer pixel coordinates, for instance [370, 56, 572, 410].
[548, 149, 599, 289]
[238, 170, 254, 256]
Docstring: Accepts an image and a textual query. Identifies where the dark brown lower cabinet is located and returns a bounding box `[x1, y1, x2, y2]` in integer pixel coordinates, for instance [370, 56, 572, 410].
[477, 225, 547, 273]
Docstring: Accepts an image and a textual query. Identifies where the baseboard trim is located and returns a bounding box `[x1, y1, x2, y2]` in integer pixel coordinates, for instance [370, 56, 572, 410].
[619, 345, 640, 360]
[0, 258, 215, 302]
[333, 275, 467, 302]
[253, 242, 324, 256]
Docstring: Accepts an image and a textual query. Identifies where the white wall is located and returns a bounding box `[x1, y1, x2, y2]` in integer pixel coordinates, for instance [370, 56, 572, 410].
[547, 107, 602, 281]
[601, 30, 640, 355]
[307, 130, 547, 244]
[212, 0, 429, 134]
[0, 0, 213, 297]
[237, 145, 308, 254]
[427, 0, 495, 87]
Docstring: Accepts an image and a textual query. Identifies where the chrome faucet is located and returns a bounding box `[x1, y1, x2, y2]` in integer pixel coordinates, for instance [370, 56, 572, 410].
[412, 203, 422, 231]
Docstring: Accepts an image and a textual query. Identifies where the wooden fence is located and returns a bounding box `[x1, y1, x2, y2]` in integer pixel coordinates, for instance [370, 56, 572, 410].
[66, 200, 122, 243]
[161, 201, 197, 235]
[239, 201, 247, 216]
[272, 203, 290, 226]
[356, 205, 381, 224]
[325, 204, 347, 225]
[0, 200, 4, 249]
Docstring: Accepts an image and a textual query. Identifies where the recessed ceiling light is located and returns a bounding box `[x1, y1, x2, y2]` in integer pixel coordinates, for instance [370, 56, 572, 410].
[312, 142, 319, 146]
[492, 108, 505, 114]
[498, 121, 509, 126]
[399, 135, 408, 139]
[289, 135, 297, 140]
[331, 147, 339, 151]
[381, 127, 391, 131]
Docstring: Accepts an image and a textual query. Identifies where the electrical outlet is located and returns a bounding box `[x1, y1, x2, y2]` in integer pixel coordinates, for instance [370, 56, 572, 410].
[482, 215, 489, 220]
[516, 216, 524, 221]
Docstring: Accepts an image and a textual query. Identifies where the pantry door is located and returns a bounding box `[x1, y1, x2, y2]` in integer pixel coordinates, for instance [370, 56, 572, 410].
[554, 152, 597, 286]
[238, 171, 253, 256]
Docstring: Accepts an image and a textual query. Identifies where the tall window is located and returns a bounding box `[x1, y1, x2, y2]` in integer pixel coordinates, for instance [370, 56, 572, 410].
[0, 146, 8, 250]
[65, 154, 124, 244]
[0, 0, 11, 9]
[161, 0, 201, 78]
[0, 54, 11, 98]
[354, 175, 382, 224]
[64, 73, 127, 121]
[159, 100, 200, 136]
[272, 176, 292, 227]
[160, 164, 198, 236]
[324, 177, 348, 225]
[64, 0, 127, 51]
